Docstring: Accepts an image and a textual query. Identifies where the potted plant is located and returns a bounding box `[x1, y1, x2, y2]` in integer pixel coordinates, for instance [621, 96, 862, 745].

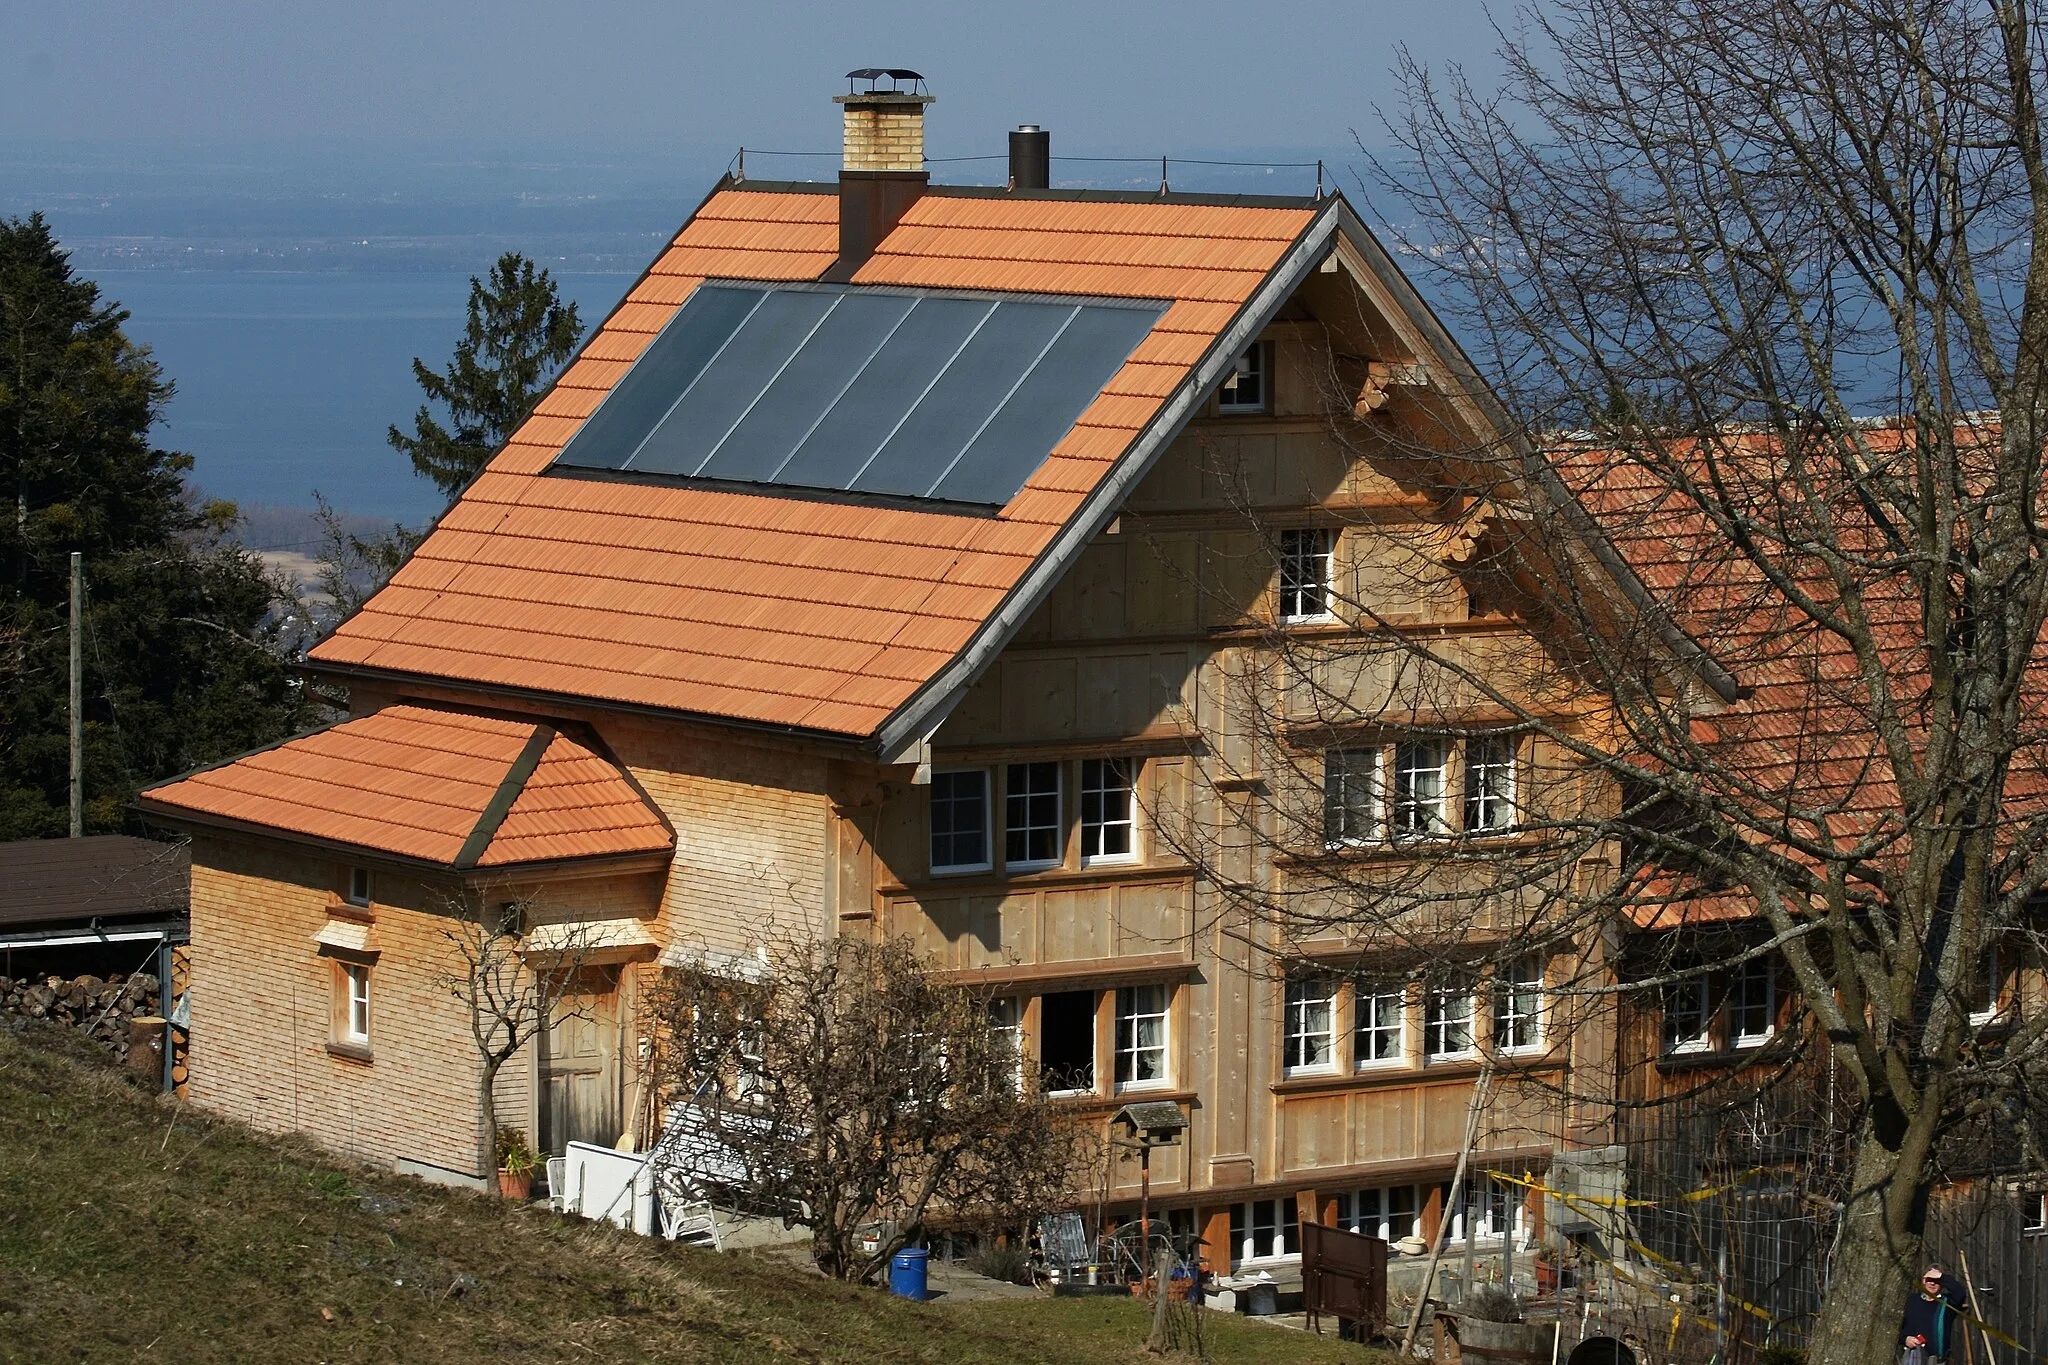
[495, 1127, 539, 1200]
[1534, 1243, 1560, 1294]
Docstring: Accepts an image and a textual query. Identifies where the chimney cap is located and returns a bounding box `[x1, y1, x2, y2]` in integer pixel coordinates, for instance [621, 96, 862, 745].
[844, 68, 928, 94]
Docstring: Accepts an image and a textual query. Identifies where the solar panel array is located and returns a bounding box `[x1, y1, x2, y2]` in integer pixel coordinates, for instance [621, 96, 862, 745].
[550, 282, 1166, 507]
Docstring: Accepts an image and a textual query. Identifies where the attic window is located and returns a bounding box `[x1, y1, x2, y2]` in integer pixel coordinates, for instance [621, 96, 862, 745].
[1219, 342, 1268, 414]
[345, 866, 372, 908]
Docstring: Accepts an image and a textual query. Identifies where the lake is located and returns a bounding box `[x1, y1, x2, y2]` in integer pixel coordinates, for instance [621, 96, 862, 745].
[99, 270, 637, 529]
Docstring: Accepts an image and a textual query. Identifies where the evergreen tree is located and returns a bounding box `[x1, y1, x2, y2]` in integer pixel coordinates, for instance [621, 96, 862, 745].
[0, 213, 312, 838]
[387, 253, 583, 499]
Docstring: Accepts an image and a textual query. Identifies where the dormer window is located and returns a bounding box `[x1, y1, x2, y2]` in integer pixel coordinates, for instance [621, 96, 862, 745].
[1218, 342, 1268, 413]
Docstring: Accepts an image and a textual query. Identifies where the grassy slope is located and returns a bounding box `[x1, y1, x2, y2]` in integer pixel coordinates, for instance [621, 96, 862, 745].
[0, 1026, 1389, 1364]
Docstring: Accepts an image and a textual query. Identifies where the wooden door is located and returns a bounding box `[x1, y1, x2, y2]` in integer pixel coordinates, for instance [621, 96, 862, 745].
[540, 972, 621, 1154]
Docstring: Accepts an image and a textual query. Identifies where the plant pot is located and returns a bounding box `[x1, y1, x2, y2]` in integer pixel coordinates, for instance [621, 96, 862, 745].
[498, 1167, 534, 1200]
[1535, 1261, 1559, 1293]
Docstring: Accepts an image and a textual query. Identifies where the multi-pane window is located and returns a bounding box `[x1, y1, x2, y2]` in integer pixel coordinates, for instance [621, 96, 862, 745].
[1355, 983, 1405, 1065]
[343, 963, 371, 1044]
[1080, 758, 1138, 862]
[1040, 990, 1097, 1094]
[1277, 528, 1335, 621]
[1731, 958, 1775, 1046]
[1663, 975, 1713, 1054]
[1463, 736, 1516, 833]
[1218, 341, 1267, 414]
[930, 769, 990, 872]
[1391, 741, 1450, 837]
[988, 997, 1024, 1091]
[1425, 975, 1476, 1060]
[1324, 749, 1381, 845]
[1004, 762, 1062, 868]
[1114, 984, 1170, 1090]
[1230, 1197, 1300, 1263]
[1491, 956, 1544, 1053]
[1335, 1185, 1420, 1243]
[1284, 976, 1339, 1074]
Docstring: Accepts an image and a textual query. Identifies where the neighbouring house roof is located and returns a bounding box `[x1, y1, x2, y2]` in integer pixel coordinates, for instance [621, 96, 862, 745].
[0, 835, 189, 932]
[304, 184, 1334, 748]
[136, 704, 673, 872]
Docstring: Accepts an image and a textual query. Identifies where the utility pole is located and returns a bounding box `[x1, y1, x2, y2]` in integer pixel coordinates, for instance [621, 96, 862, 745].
[69, 550, 82, 837]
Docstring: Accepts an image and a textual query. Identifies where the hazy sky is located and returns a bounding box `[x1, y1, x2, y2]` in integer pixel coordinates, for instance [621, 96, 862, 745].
[2, 0, 1507, 159]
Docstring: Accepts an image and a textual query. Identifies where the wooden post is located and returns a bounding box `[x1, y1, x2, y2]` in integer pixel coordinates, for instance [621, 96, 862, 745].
[68, 550, 81, 838]
[1402, 1063, 1494, 1356]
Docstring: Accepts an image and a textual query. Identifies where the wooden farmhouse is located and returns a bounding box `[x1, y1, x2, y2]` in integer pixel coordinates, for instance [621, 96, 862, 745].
[141, 76, 1622, 1272]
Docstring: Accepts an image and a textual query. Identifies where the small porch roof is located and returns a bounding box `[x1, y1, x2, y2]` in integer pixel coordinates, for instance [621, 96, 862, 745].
[137, 703, 674, 873]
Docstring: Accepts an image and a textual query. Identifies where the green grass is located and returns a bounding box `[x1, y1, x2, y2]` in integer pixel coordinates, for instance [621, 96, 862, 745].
[0, 1024, 1393, 1363]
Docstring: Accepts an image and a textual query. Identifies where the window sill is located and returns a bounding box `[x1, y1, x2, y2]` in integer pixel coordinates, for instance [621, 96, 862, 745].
[1050, 1087, 1198, 1113]
[882, 860, 1189, 896]
[326, 1040, 373, 1064]
[1114, 1080, 1174, 1096]
[929, 863, 994, 878]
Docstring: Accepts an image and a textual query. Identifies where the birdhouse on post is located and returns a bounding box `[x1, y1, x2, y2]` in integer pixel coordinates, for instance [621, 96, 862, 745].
[1113, 1101, 1188, 1271]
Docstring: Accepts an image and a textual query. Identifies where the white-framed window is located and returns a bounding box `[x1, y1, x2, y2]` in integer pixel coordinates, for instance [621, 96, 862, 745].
[1425, 974, 1477, 1060]
[1218, 341, 1268, 414]
[1230, 1196, 1300, 1264]
[1114, 983, 1170, 1091]
[1080, 758, 1138, 863]
[1039, 989, 1097, 1095]
[1335, 1184, 1420, 1242]
[1731, 957, 1775, 1046]
[1354, 982, 1405, 1066]
[2022, 1188, 2047, 1236]
[345, 866, 372, 908]
[1463, 735, 1516, 833]
[1491, 956, 1544, 1053]
[1004, 762, 1062, 869]
[988, 996, 1024, 1092]
[1663, 975, 1713, 1054]
[1277, 528, 1335, 622]
[1324, 748, 1382, 846]
[1392, 741, 1451, 838]
[930, 768, 991, 874]
[1284, 975, 1339, 1075]
[1449, 1174, 1519, 1242]
[1970, 945, 2004, 1025]
[342, 962, 371, 1044]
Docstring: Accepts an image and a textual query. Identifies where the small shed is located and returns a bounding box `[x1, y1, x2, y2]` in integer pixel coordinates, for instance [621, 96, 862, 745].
[0, 835, 189, 970]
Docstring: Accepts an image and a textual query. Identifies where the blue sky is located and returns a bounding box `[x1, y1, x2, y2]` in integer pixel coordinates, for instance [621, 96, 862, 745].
[2, 0, 1504, 161]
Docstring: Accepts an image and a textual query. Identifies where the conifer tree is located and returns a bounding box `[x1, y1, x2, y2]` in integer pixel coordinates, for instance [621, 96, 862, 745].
[0, 213, 310, 837]
[387, 253, 583, 499]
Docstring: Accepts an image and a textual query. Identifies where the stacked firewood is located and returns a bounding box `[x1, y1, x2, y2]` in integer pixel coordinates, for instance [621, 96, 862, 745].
[0, 972, 161, 1063]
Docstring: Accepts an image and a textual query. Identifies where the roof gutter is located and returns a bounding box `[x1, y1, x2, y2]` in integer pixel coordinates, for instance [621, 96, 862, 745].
[873, 201, 1347, 763]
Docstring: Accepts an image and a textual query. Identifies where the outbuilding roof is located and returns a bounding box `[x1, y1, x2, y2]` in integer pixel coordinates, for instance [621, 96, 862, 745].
[304, 184, 1329, 746]
[0, 835, 189, 931]
[137, 704, 673, 872]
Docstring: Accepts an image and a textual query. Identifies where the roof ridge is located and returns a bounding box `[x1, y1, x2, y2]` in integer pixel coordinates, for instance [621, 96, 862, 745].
[452, 723, 557, 870]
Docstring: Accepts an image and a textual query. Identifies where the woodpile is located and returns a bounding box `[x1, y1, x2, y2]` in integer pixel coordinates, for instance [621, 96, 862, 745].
[0, 972, 161, 1064]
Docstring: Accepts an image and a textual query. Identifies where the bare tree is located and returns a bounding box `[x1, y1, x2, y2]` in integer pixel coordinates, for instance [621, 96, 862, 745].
[1132, 1, 2048, 1358]
[646, 935, 1099, 1283]
[438, 896, 597, 1184]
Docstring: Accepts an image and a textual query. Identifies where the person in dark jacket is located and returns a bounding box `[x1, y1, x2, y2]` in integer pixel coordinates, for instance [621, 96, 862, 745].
[1900, 1265, 1970, 1363]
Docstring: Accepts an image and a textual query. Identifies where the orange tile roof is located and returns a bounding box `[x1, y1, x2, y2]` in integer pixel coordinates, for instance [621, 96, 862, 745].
[138, 704, 672, 870]
[307, 185, 1322, 739]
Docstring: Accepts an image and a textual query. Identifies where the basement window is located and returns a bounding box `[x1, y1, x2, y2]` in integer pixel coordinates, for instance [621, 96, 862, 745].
[1218, 341, 1269, 414]
[930, 769, 991, 874]
[1039, 990, 1097, 1096]
[1229, 1197, 1300, 1264]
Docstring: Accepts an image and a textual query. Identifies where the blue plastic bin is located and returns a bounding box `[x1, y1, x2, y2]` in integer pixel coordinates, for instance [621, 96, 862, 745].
[889, 1247, 930, 1300]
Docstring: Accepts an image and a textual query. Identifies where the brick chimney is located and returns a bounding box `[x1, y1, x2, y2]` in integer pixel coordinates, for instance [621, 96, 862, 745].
[828, 69, 932, 281]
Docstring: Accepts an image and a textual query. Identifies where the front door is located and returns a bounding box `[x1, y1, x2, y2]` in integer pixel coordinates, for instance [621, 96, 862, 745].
[539, 970, 621, 1155]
